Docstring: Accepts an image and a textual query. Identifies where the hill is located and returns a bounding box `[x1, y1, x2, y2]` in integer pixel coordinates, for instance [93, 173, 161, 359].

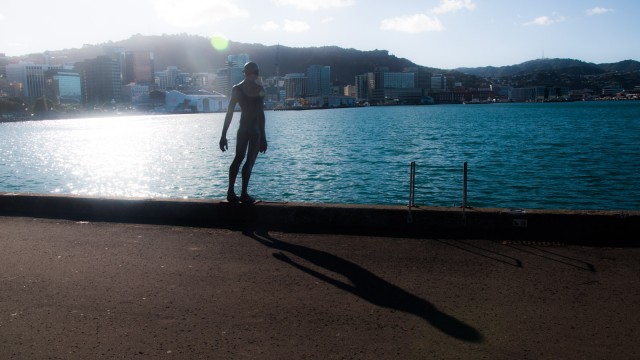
[456, 58, 640, 91]
[28, 34, 422, 84]
[456, 58, 609, 78]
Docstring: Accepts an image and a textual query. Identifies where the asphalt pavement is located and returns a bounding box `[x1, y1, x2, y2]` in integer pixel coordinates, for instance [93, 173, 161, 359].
[1, 216, 639, 359]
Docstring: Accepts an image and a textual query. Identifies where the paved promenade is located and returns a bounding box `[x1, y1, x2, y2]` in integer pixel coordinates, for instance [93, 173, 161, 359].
[1, 216, 639, 359]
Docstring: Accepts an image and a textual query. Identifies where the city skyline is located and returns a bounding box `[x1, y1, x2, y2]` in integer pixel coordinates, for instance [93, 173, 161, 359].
[1, 0, 638, 69]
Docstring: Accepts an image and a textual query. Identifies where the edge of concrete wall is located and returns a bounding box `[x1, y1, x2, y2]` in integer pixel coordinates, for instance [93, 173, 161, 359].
[1, 192, 638, 246]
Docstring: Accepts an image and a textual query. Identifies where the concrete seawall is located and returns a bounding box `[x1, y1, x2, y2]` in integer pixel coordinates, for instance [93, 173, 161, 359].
[1, 192, 638, 246]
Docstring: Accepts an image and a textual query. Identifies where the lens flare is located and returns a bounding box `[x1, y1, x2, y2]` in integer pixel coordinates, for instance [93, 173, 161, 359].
[210, 34, 229, 51]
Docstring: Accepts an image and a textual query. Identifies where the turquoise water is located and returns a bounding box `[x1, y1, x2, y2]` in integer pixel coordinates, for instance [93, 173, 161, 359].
[1, 101, 639, 210]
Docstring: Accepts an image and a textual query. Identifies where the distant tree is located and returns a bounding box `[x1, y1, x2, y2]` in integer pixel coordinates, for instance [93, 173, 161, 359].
[0, 97, 27, 113]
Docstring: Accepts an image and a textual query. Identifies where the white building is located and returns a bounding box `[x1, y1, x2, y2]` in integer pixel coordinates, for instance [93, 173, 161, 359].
[165, 89, 229, 113]
[6, 62, 61, 98]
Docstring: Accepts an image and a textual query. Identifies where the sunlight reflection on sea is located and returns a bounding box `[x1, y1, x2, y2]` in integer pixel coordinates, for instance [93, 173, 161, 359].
[1, 101, 639, 210]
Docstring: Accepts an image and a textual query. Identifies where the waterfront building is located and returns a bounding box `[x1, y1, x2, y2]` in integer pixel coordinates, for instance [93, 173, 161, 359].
[431, 74, 447, 91]
[122, 83, 150, 105]
[508, 86, 569, 102]
[369, 68, 422, 104]
[214, 54, 250, 96]
[155, 66, 180, 90]
[284, 73, 307, 99]
[6, 62, 62, 99]
[227, 54, 249, 86]
[430, 91, 465, 104]
[121, 51, 154, 85]
[262, 76, 285, 104]
[75, 56, 122, 107]
[602, 85, 624, 97]
[381, 72, 415, 89]
[47, 68, 81, 104]
[227, 54, 250, 69]
[371, 88, 424, 104]
[307, 64, 331, 96]
[344, 84, 356, 98]
[354, 73, 374, 101]
[305, 95, 356, 108]
[413, 68, 431, 91]
[509, 87, 541, 102]
[191, 72, 217, 89]
[512, 87, 546, 102]
[165, 89, 228, 113]
[214, 68, 229, 95]
[0, 53, 7, 79]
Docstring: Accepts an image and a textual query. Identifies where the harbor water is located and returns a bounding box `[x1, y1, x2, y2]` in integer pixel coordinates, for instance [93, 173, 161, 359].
[1, 101, 639, 210]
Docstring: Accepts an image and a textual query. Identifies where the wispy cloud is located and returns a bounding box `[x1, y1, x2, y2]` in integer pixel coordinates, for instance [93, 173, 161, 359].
[381, 14, 444, 33]
[253, 19, 311, 33]
[283, 19, 311, 32]
[586, 7, 614, 16]
[254, 21, 280, 32]
[432, 0, 477, 14]
[271, 0, 354, 11]
[380, 0, 475, 34]
[524, 13, 566, 26]
[153, 0, 248, 27]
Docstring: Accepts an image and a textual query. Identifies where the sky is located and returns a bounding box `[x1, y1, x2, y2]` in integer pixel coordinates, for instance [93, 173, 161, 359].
[1, 0, 638, 69]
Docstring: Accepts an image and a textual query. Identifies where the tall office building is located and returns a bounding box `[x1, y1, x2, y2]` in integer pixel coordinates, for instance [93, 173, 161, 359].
[355, 72, 376, 101]
[6, 62, 62, 99]
[75, 56, 122, 106]
[121, 51, 154, 85]
[382, 72, 415, 88]
[0, 53, 8, 79]
[307, 65, 331, 96]
[284, 73, 307, 99]
[228, 54, 249, 86]
[217, 53, 250, 96]
[431, 74, 447, 91]
[46, 68, 81, 104]
[227, 53, 250, 68]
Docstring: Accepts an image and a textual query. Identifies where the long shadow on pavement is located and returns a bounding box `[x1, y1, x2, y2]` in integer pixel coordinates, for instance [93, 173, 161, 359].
[244, 230, 484, 343]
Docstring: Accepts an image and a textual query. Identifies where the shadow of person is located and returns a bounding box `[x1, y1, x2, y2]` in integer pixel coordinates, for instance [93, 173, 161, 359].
[244, 230, 483, 343]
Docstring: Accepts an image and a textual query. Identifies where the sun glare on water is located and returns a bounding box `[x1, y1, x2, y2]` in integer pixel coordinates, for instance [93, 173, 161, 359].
[54, 116, 163, 198]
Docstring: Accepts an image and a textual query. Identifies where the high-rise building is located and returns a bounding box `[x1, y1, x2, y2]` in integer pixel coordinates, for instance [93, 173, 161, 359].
[355, 73, 375, 101]
[216, 53, 251, 96]
[0, 53, 8, 79]
[382, 72, 415, 89]
[228, 54, 249, 86]
[46, 68, 81, 104]
[284, 73, 307, 99]
[227, 53, 250, 68]
[307, 65, 331, 96]
[75, 56, 122, 106]
[6, 62, 62, 99]
[431, 74, 447, 91]
[368, 68, 423, 104]
[121, 51, 154, 85]
[155, 66, 183, 90]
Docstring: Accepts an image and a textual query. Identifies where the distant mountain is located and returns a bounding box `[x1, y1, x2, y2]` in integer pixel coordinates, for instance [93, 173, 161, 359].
[456, 58, 604, 78]
[455, 58, 640, 91]
[456, 58, 640, 78]
[599, 59, 640, 73]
